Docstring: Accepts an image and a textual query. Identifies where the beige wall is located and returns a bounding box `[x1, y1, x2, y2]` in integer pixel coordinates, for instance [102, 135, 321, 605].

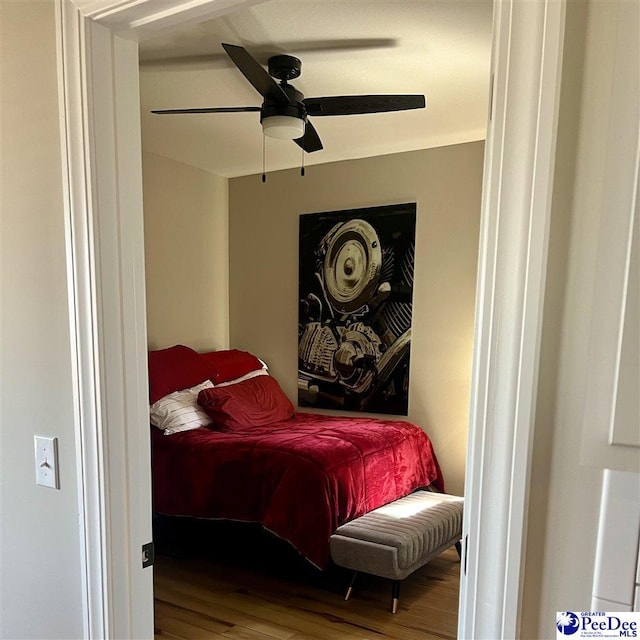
[229, 142, 484, 496]
[0, 1, 84, 637]
[143, 152, 229, 351]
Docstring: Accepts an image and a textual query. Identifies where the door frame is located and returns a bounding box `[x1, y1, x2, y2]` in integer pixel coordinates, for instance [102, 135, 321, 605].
[57, 0, 566, 637]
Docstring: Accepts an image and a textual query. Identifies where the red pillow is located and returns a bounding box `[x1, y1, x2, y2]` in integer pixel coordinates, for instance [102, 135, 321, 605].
[200, 349, 264, 385]
[148, 345, 212, 404]
[197, 376, 294, 431]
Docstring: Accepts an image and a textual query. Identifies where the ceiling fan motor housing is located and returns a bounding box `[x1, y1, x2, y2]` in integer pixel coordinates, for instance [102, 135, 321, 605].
[260, 84, 307, 122]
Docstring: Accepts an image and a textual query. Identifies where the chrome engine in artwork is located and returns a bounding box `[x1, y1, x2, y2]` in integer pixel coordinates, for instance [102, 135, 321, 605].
[298, 203, 416, 415]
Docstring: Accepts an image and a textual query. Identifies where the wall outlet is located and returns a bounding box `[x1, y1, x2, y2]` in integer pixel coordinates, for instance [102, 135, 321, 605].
[34, 436, 59, 489]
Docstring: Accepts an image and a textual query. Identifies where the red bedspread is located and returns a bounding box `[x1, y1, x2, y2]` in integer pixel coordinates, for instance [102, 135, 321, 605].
[151, 412, 443, 568]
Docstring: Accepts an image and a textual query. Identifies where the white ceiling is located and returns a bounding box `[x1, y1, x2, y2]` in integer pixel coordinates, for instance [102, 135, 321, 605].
[139, 0, 493, 178]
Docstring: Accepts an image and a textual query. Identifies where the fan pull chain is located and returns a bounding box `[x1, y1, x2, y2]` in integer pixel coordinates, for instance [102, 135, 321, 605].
[261, 135, 267, 183]
[300, 145, 305, 177]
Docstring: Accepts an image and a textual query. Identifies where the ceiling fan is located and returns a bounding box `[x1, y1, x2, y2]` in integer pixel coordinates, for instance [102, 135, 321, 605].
[151, 43, 426, 154]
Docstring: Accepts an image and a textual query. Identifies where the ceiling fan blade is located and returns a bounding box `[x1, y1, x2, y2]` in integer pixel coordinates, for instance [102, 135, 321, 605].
[151, 106, 261, 115]
[303, 95, 426, 117]
[139, 39, 398, 70]
[222, 43, 290, 104]
[294, 120, 323, 153]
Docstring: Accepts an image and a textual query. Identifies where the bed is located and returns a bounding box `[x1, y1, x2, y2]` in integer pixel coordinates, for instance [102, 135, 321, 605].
[148, 345, 444, 569]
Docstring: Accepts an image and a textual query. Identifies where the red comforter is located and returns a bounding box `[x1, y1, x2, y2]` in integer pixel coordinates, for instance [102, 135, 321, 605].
[151, 412, 443, 568]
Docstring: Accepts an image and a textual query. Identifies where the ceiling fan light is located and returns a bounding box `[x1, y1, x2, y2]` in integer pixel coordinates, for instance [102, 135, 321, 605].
[262, 115, 305, 140]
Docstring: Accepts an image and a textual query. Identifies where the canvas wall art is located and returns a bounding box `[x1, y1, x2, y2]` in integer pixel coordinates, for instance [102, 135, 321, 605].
[298, 202, 417, 415]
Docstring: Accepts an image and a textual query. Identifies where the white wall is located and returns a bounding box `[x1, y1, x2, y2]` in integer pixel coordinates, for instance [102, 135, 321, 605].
[229, 142, 484, 496]
[143, 152, 229, 351]
[0, 1, 84, 637]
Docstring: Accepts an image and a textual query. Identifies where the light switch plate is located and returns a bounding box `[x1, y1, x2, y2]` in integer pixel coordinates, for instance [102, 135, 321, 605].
[34, 436, 59, 489]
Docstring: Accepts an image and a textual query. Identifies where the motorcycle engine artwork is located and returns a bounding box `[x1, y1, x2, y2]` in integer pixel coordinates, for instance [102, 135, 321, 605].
[298, 203, 416, 415]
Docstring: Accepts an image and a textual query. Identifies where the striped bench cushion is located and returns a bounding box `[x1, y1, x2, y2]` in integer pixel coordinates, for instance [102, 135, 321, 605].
[330, 491, 463, 580]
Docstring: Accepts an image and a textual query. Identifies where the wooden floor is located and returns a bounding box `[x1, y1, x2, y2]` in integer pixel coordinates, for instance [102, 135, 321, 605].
[153, 519, 460, 640]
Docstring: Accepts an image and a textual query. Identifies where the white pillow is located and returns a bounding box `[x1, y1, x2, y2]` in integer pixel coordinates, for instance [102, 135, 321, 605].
[150, 380, 214, 435]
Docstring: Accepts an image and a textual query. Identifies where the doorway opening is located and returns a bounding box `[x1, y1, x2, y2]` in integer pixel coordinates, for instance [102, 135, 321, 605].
[58, 0, 566, 637]
[138, 2, 491, 638]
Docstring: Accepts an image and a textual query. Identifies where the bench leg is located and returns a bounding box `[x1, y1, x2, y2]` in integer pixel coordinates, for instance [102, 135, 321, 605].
[455, 540, 462, 559]
[345, 570, 358, 601]
[391, 580, 400, 614]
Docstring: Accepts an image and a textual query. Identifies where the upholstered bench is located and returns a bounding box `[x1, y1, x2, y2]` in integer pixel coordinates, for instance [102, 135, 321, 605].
[329, 490, 464, 613]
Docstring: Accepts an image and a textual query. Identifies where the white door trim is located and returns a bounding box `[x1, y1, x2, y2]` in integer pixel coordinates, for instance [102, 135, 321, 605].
[56, 3, 107, 636]
[58, 1, 567, 637]
[458, 1, 566, 637]
[57, 2, 156, 636]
